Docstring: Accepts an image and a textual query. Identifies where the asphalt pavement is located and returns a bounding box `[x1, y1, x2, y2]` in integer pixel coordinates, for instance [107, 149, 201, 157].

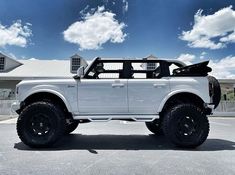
[0, 117, 235, 175]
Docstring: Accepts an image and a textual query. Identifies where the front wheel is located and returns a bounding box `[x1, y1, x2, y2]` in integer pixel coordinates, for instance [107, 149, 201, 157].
[17, 101, 66, 148]
[163, 104, 209, 148]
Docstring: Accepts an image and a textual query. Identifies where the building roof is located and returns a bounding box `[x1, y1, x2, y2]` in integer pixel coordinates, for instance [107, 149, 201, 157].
[0, 52, 22, 66]
[70, 54, 82, 58]
[0, 59, 73, 80]
[145, 54, 158, 59]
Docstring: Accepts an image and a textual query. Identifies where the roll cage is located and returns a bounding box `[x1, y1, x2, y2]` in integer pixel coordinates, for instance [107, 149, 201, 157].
[83, 57, 184, 79]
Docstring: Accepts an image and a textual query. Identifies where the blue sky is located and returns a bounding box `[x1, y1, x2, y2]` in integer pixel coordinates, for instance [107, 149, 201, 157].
[0, 0, 235, 66]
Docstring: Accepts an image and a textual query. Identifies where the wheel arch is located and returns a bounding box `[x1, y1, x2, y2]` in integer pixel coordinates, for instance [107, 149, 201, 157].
[21, 90, 72, 114]
[158, 91, 205, 114]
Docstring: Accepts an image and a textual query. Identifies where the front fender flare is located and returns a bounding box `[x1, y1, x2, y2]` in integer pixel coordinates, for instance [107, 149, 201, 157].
[22, 89, 72, 112]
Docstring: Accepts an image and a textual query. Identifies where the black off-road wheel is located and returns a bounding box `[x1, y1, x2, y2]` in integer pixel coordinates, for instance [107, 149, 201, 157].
[163, 104, 209, 148]
[16, 101, 66, 148]
[145, 119, 164, 135]
[65, 120, 79, 134]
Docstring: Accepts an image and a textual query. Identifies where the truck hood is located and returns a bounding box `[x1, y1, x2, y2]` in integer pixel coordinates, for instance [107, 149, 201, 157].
[17, 78, 77, 86]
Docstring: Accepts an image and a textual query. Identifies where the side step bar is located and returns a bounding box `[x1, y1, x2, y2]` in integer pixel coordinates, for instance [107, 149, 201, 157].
[73, 114, 159, 122]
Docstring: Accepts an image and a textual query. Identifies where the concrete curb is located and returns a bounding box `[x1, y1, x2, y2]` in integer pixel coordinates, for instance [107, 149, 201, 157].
[0, 115, 18, 121]
[212, 112, 235, 117]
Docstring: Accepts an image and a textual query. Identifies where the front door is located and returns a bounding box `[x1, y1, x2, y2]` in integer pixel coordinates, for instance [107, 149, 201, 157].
[77, 79, 128, 114]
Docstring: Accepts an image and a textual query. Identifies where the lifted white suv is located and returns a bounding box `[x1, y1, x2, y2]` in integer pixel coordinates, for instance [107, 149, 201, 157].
[13, 57, 221, 148]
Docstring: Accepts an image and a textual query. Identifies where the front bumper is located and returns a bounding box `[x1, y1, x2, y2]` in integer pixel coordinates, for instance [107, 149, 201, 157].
[11, 101, 20, 112]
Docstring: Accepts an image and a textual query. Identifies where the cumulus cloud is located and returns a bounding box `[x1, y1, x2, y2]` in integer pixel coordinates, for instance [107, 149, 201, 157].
[63, 6, 127, 50]
[177, 53, 196, 65]
[209, 56, 235, 78]
[179, 6, 235, 49]
[0, 20, 32, 47]
[200, 51, 207, 59]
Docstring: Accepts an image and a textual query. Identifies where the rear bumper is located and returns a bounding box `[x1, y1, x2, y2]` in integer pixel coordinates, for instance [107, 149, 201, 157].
[204, 103, 215, 115]
[205, 103, 215, 109]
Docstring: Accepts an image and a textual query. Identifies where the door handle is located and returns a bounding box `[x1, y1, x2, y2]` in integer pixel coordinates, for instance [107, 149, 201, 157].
[112, 83, 125, 88]
[153, 83, 166, 88]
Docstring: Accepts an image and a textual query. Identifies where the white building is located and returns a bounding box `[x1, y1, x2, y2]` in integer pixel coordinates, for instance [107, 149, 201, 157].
[0, 53, 88, 95]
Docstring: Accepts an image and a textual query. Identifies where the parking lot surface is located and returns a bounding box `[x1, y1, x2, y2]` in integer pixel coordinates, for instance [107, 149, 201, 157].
[0, 117, 235, 175]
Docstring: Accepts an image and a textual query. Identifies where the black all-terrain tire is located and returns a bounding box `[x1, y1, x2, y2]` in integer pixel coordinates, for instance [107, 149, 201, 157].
[17, 101, 66, 148]
[208, 76, 221, 108]
[65, 121, 79, 134]
[145, 119, 164, 135]
[163, 104, 209, 148]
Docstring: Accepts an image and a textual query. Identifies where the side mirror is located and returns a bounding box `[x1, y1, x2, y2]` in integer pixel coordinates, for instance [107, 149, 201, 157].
[74, 66, 84, 79]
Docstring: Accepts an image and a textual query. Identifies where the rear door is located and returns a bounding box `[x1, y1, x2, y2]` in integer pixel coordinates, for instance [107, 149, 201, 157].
[127, 61, 170, 114]
[128, 79, 170, 114]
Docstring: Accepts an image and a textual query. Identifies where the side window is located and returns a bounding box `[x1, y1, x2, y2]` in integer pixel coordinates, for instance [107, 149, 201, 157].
[86, 61, 123, 79]
[131, 63, 146, 78]
[169, 63, 180, 76]
[131, 62, 161, 79]
[98, 62, 123, 78]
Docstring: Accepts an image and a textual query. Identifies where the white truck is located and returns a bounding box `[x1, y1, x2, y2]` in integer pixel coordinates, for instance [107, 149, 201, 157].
[12, 57, 221, 148]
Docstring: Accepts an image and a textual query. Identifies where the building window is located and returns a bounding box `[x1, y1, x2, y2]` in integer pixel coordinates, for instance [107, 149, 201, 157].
[71, 58, 81, 72]
[147, 62, 156, 70]
[0, 57, 5, 71]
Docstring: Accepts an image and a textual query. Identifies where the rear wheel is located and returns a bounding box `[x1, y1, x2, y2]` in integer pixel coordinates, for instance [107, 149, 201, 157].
[145, 119, 163, 135]
[163, 104, 209, 148]
[17, 101, 66, 148]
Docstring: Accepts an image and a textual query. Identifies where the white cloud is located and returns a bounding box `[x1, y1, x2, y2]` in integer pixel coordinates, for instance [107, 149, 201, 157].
[201, 51, 207, 56]
[79, 5, 90, 16]
[209, 56, 235, 78]
[177, 53, 196, 65]
[123, 0, 128, 13]
[0, 20, 32, 47]
[179, 6, 235, 49]
[200, 51, 207, 59]
[28, 58, 38, 60]
[63, 6, 127, 50]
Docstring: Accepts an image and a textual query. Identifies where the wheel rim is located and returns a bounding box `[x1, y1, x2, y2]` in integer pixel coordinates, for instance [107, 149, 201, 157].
[177, 115, 197, 138]
[29, 113, 52, 136]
